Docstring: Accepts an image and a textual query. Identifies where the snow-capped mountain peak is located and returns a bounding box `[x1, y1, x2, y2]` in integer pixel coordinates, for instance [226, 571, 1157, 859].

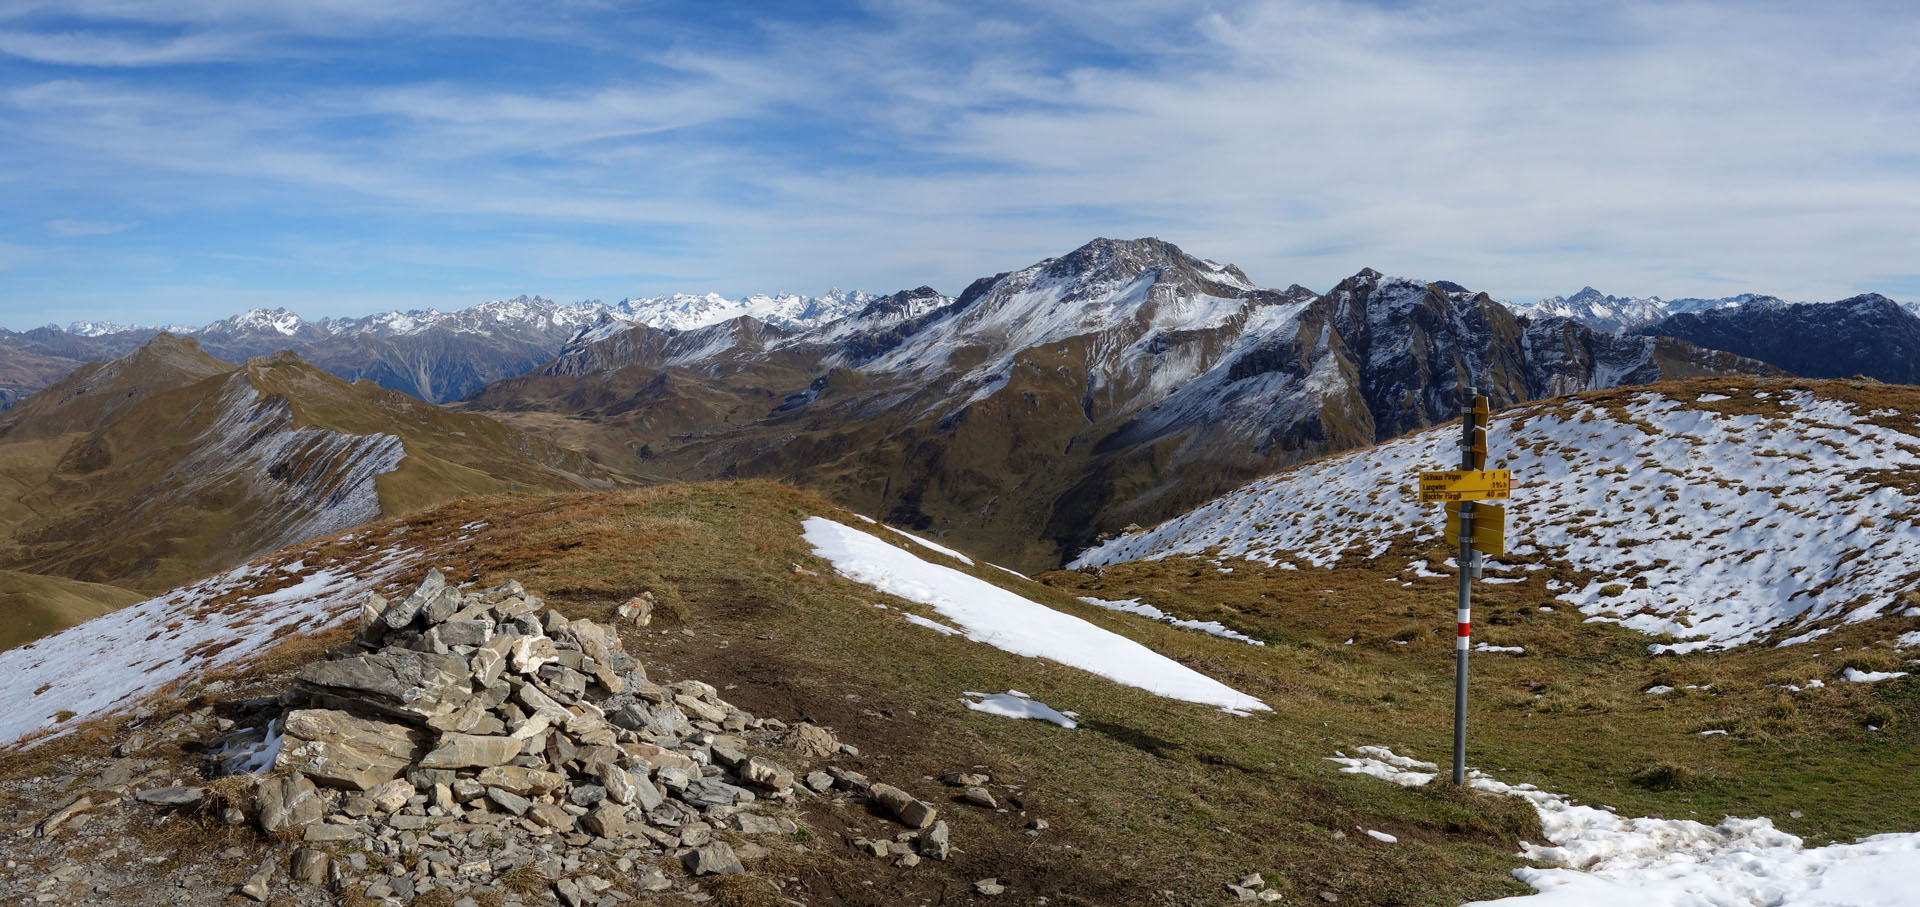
[612, 290, 877, 332]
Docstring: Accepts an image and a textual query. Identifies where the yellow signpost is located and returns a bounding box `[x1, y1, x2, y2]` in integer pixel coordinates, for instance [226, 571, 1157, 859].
[1417, 388, 1518, 786]
[1418, 469, 1511, 503]
[1444, 502, 1505, 557]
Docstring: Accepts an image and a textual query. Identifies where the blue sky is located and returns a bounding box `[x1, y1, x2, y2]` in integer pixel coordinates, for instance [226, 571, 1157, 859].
[1, 0, 1917, 329]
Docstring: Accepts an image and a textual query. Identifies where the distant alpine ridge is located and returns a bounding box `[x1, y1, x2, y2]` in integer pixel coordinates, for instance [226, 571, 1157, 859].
[8, 290, 878, 405]
[1509, 287, 1781, 334]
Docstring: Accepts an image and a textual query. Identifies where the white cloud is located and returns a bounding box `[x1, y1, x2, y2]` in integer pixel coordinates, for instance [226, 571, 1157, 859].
[0, 0, 1916, 308]
[0, 29, 248, 66]
[47, 218, 137, 237]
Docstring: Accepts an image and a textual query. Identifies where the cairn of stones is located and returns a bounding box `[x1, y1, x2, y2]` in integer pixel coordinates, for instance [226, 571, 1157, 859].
[200, 570, 949, 905]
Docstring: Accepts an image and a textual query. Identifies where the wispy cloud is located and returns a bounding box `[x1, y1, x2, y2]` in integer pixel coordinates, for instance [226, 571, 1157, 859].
[0, 0, 1917, 329]
[47, 217, 136, 236]
[0, 29, 249, 66]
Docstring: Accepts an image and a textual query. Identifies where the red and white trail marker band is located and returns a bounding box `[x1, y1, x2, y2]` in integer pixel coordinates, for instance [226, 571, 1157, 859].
[1457, 608, 1471, 649]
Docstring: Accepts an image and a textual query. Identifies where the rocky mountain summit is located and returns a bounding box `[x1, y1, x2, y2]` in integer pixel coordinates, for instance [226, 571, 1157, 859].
[5, 568, 962, 905]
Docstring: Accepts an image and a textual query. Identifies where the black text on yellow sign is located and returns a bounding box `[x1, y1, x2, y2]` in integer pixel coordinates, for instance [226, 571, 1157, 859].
[1443, 502, 1506, 557]
[1417, 469, 1511, 503]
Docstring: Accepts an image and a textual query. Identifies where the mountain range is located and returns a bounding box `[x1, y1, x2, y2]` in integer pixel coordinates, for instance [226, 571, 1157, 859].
[6, 291, 877, 406]
[466, 238, 1777, 568]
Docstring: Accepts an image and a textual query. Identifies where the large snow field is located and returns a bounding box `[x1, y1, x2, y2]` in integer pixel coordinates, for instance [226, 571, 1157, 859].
[0, 544, 421, 748]
[1074, 387, 1920, 651]
[802, 517, 1269, 714]
[1329, 747, 1920, 907]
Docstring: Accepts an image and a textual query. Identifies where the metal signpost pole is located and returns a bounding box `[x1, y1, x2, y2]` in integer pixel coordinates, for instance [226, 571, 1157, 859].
[1452, 387, 1475, 786]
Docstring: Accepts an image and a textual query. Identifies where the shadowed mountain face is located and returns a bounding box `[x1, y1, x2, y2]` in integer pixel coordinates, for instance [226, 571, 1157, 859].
[0, 336, 614, 594]
[1633, 294, 1920, 383]
[466, 239, 1775, 569]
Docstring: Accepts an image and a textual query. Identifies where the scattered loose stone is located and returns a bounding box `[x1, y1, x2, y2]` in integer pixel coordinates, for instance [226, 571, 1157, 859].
[683, 841, 746, 876]
[870, 783, 938, 829]
[962, 786, 997, 809]
[132, 786, 204, 808]
[975, 877, 1006, 896]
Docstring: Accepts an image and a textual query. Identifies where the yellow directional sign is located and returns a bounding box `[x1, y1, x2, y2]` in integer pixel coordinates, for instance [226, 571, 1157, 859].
[1444, 502, 1506, 556]
[1418, 469, 1511, 503]
[1469, 397, 1489, 469]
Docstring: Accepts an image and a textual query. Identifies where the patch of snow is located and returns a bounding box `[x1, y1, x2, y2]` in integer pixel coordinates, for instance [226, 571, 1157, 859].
[1698, 729, 1729, 736]
[1776, 627, 1832, 647]
[1080, 597, 1265, 646]
[1326, 746, 1439, 787]
[902, 613, 963, 636]
[1895, 631, 1920, 649]
[961, 690, 1077, 729]
[1475, 644, 1525, 654]
[1410, 560, 1449, 578]
[1840, 667, 1909, 683]
[1644, 685, 1675, 695]
[803, 517, 1268, 714]
[1697, 393, 1731, 402]
[883, 526, 974, 565]
[1365, 829, 1398, 843]
[1338, 746, 1920, 907]
[214, 716, 284, 774]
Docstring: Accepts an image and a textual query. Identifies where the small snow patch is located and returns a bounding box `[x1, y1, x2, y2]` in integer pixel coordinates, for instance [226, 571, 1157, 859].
[1840, 667, 1909, 683]
[1326, 746, 1438, 787]
[1475, 644, 1525, 654]
[961, 691, 1077, 729]
[1080, 596, 1265, 646]
[883, 526, 974, 565]
[1365, 829, 1398, 843]
[902, 613, 962, 636]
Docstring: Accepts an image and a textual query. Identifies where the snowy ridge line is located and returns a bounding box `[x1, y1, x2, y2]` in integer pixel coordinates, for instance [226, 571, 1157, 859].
[170, 377, 405, 552]
[1074, 386, 1920, 652]
[801, 517, 1269, 715]
[1329, 746, 1920, 907]
[0, 541, 423, 749]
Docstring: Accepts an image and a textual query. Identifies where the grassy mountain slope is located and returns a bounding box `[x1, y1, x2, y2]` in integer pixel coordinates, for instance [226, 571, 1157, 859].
[0, 338, 616, 605]
[0, 570, 147, 651]
[6, 475, 1914, 905]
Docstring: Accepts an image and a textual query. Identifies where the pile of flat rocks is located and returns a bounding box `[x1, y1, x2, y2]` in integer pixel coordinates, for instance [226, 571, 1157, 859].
[204, 571, 823, 906]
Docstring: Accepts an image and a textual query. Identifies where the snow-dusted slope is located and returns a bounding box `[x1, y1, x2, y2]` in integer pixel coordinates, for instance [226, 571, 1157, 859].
[1075, 383, 1920, 652]
[0, 537, 424, 747]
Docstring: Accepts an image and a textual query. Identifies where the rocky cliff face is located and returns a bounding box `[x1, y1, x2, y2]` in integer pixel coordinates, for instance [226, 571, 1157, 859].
[1634, 294, 1920, 383]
